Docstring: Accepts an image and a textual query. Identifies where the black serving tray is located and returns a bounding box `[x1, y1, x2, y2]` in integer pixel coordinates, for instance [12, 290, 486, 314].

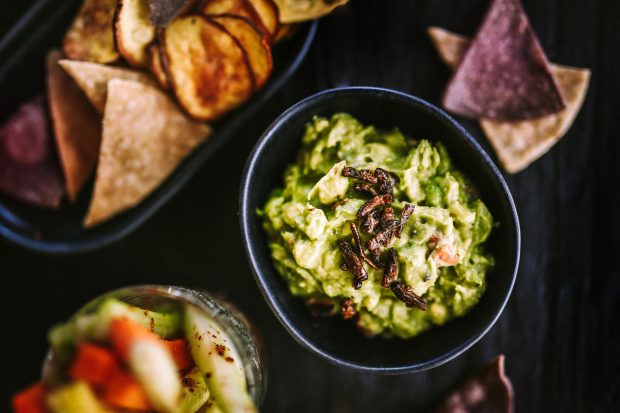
[0, 0, 317, 254]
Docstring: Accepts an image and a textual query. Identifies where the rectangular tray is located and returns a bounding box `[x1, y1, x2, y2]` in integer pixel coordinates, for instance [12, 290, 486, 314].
[0, 0, 317, 254]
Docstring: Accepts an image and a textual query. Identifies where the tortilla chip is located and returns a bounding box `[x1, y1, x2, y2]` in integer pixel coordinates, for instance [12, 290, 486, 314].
[428, 27, 591, 173]
[148, 0, 193, 27]
[83, 79, 211, 227]
[442, 0, 565, 121]
[47, 50, 102, 202]
[434, 355, 514, 413]
[428, 27, 469, 71]
[0, 96, 64, 208]
[58, 60, 155, 114]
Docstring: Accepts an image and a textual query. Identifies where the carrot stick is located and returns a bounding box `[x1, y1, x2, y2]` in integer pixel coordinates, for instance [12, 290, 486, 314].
[11, 382, 49, 413]
[109, 318, 159, 360]
[69, 343, 121, 389]
[101, 369, 153, 411]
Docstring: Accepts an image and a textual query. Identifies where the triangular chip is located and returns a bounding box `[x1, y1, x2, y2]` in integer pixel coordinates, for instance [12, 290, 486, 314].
[442, 0, 565, 120]
[47, 50, 102, 202]
[58, 60, 155, 114]
[0, 96, 64, 208]
[84, 79, 211, 227]
[434, 355, 514, 413]
[429, 27, 591, 173]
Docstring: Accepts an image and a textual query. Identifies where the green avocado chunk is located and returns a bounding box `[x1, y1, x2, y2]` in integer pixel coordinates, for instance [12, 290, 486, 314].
[260, 113, 495, 338]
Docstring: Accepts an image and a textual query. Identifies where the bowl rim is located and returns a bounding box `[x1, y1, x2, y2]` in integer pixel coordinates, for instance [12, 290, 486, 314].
[239, 86, 520, 374]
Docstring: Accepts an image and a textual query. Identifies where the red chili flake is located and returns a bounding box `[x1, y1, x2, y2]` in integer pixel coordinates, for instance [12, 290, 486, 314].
[215, 344, 226, 356]
[225, 356, 234, 363]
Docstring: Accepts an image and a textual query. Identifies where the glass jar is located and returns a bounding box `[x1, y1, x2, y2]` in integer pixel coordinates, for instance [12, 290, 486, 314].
[43, 285, 265, 407]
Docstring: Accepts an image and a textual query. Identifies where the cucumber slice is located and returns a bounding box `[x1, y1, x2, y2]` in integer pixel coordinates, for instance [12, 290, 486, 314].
[91, 298, 182, 339]
[128, 339, 182, 413]
[48, 298, 181, 359]
[185, 305, 257, 413]
[180, 367, 211, 413]
[47, 381, 112, 413]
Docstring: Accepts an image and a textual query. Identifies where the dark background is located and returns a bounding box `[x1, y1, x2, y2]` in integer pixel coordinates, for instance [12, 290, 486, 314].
[1, 0, 619, 411]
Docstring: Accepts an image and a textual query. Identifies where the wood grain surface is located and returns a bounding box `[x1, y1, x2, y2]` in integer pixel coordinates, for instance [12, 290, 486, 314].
[1, 0, 618, 412]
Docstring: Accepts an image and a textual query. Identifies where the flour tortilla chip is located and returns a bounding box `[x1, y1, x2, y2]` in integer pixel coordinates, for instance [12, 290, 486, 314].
[442, 0, 565, 121]
[84, 79, 211, 227]
[429, 27, 590, 173]
[0, 96, 64, 208]
[58, 60, 155, 114]
[47, 51, 102, 202]
[434, 355, 514, 413]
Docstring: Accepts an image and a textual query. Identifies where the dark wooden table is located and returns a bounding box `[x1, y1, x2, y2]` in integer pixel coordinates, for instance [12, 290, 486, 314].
[1, 0, 618, 411]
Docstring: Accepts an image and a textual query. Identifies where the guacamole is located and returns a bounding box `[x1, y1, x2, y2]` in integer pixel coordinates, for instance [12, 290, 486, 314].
[260, 114, 494, 338]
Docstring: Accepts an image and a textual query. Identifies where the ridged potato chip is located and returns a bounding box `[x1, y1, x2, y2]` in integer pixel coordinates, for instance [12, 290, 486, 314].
[64, 0, 119, 63]
[161, 15, 254, 121]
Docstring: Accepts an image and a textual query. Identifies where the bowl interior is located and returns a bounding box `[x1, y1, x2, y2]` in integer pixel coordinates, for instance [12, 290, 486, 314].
[241, 88, 519, 372]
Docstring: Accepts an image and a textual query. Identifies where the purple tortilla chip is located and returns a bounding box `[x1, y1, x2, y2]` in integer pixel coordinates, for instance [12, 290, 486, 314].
[442, 0, 565, 121]
[434, 355, 514, 413]
[148, 0, 194, 27]
[0, 96, 64, 208]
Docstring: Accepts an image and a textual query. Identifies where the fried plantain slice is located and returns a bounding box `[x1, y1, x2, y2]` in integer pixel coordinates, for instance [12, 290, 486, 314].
[115, 0, 156, 67]
[161, 15, 254, 121]
[246, 0, 279, 36]
[211, 15, 273, 90]
[201, 0, 269, 37]
[64, 0, 119, 63]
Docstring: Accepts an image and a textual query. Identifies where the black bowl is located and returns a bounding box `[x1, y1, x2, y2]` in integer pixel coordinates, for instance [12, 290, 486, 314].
[239, 87, 520, 373]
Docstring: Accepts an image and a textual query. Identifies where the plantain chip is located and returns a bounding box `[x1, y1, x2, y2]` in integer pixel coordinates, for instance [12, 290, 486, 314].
[59, 59, 156, 114]
[246, 0, 279, 36]
[273, 0, 349, 23]
[84, 78, 211, 227]
[202, 0, 261, 35]
[148, 43, 170, 89]
[272, 23, 298, 43]
[64, 0, 119, 64]
[115, 0, 156, 67]
[161, 15, 254, 121]
[47, 51, 102, 202]
[212, 15, 273, 90]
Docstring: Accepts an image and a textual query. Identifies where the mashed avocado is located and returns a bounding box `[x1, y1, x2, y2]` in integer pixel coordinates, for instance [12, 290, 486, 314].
[260, 114, 494, 338]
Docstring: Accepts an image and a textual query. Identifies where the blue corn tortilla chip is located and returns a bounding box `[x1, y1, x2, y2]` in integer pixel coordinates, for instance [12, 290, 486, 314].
[442, 0, 565, 121]
[0, 96, 64, 208]
[434, 355, 514, 413]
